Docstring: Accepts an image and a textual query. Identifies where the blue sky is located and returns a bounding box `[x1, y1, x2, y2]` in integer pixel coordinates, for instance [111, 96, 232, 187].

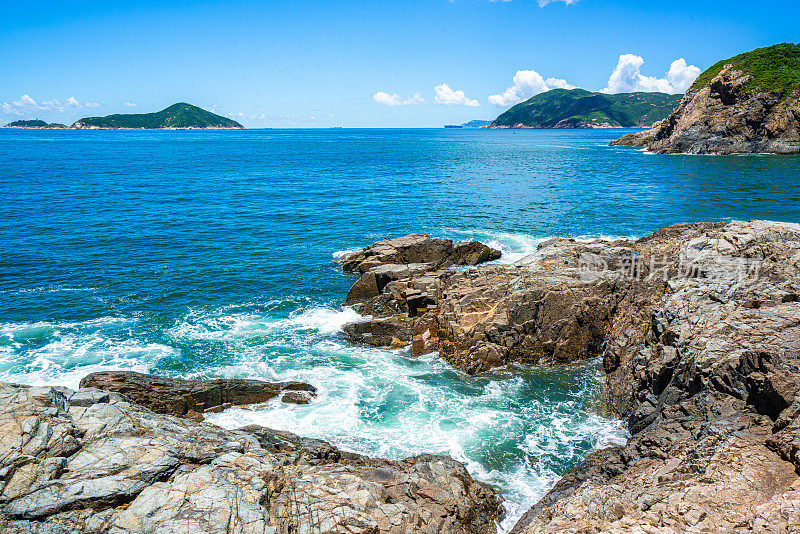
[1, 0, 798, 127]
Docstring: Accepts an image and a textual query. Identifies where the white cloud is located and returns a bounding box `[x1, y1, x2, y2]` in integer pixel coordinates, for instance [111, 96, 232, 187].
[373, 91, 425, 106]
[19, 95, 38, 107]
[601, 54, 700, 94]
[488, 70, 576, 106]
[666, 59, 702, 92]
[123, 102, 137, 107]
[0, 94, 103, 116]
[434, 84, 479, 107]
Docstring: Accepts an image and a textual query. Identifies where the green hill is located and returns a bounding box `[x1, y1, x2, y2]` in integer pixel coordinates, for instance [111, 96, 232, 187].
[72, 103, 244, 129]
[490, 89, 683, 128]
[688, 43, 800, 98]
[3, 119, 67, 129]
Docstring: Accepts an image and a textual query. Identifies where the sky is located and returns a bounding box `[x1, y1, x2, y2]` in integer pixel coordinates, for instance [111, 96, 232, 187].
[1, 0, 798, 128]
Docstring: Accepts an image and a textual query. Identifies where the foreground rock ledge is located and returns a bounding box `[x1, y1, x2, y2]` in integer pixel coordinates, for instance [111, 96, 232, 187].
[0, 382, 504, 534]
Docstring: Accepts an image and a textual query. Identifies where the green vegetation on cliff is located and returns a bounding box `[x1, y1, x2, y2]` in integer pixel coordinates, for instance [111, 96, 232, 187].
[491, 89, 683, 128]
[689, 43, 800, 97]
[73, 103, 243, 129]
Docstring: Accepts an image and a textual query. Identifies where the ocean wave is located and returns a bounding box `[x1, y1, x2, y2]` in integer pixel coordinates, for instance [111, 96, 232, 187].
[0, 299, 628, 533]
[0, 318, 170, 389]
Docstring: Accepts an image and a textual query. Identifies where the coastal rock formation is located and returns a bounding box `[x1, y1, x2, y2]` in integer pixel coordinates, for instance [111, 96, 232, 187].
[511, 220, 800, 533]
[341, 235, 634, 373]
[341, 221, 800, 532]
[80, 371, 316, 421]
[612, 43, 800, 154]
[0, 381, 504, 534]
[338, 233, 500, 274]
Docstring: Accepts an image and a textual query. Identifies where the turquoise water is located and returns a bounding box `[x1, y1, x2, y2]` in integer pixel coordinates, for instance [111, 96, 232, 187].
[2, 128, 799, 529]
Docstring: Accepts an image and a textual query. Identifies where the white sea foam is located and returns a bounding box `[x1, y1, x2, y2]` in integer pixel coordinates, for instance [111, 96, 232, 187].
[0, 318, 169, 389]
[1, 299, 628, 533]
[332, 248, 360, 259]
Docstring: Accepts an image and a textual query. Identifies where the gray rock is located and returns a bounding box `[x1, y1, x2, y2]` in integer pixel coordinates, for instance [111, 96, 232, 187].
[0, 382, 503, 533]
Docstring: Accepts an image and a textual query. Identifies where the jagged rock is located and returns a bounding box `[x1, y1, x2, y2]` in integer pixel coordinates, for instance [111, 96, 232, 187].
[611, 64, 800, 154]
[343, 316, 414, 348]
[79, 371, 316, 420]
[342, 236, 633, 374]
[0, 382, 504, 534]
[338, 233, 500, 274]
[338, 222, 800, 532]
[511, 220, 800, 533]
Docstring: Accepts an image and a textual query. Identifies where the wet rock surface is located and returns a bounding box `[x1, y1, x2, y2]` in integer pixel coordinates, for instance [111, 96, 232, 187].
[0, 381, 504, 534]
[611, 66, 800, 154]
[80, 371, 316, 421]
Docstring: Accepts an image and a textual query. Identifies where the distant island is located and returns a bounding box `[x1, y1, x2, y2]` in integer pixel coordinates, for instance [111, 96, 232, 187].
[72, 103, 244, 130]
[444, 120, 492, 129]
[3, 119, 67, 129]
[612, 43, 800, 154]
[490, 88, 682, 129]
[2, 103, 244, 130]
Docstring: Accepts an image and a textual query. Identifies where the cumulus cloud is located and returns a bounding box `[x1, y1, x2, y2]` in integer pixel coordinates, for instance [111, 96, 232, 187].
[0, 94, 103, 116]
[373, 91, 426, 106]
[602, 55, 701, 94]
[434, 84, 479, 107]
[123, 102, 137, 107]
[489, 69, 577, 106]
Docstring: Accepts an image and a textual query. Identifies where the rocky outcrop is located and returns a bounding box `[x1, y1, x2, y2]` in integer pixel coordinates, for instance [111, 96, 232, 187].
[511, 220, 800, 533]
[338, 234, 500, 274]
[611, 65, 800, 154]
[340, 222, 800, 532]
[341, 235, 634, 374]
[0, 382, 504, 534]
[79, 371, 316, 421]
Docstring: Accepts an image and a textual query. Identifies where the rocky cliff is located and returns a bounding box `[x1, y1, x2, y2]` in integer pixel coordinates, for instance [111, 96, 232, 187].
[340, 220, 800, 531]
[612, 43, 800, 154]
[0, 378, 503, 533]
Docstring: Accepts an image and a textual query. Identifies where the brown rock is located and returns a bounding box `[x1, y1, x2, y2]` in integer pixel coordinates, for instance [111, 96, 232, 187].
[79, 371, 316, 420]
[611, 66, 800, 154]
[512, 220, 800, 533]
[339, 233, 500, 274]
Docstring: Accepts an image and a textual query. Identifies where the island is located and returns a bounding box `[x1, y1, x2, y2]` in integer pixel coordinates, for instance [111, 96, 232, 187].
[2, 119, 67, 129]
[611, 43, 800, 154]
[490, 88, 682, 128]
[71, 102, 244, 130]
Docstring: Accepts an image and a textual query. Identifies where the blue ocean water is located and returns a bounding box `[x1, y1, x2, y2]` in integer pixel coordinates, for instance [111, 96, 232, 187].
[2, 128, 799, 529]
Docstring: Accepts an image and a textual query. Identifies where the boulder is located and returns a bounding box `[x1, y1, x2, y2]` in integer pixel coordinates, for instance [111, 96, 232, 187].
[79, 371, 316, 420]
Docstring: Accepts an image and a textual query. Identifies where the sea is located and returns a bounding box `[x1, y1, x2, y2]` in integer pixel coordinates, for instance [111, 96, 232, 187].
[2, 128, 799, 531]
